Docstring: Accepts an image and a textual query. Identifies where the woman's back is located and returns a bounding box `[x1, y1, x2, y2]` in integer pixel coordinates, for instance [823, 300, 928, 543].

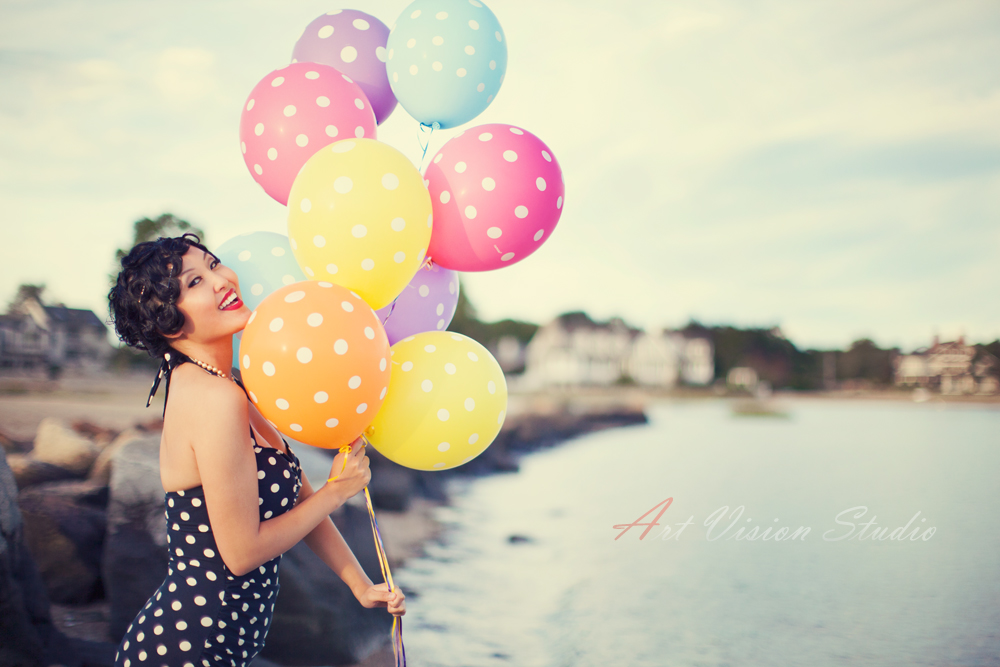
[115, 364, 303, 667]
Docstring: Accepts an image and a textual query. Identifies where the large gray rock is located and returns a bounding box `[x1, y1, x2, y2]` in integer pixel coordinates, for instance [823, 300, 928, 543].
[101, 434, 168, 641]
[18, 480, 108, 604]
[261, 502, 395, 666]
[32, 418, 100, 476]
[0, 445, 113, 666]
[6, 453, 80, 490]
[88, 428, 146, 488]
[0, 446, 48, 665]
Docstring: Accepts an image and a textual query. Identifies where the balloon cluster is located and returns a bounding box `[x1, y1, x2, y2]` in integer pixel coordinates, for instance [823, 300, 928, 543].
[218, 0, 564, 474]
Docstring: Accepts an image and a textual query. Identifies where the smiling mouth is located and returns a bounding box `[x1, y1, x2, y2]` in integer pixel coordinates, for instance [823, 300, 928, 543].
[219, 289, 242, 310]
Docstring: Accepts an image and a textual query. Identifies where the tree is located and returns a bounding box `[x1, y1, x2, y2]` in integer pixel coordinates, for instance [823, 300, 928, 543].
[7, 283, 46, 315]
[837, 338, 898, 386]
[446, 277, 539, 358]
[680, 319, 823, 389]
[110, 213, 205, 283]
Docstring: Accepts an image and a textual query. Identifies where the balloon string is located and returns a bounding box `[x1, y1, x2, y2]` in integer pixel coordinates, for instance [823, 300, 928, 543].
[380, 257, 435, 329]
[380, 296, 400, 327]
[326, 441, 361, 482]
[360, 434, 406, 666]
[417, 121, 440, 171]
[325, 437, 406, 666]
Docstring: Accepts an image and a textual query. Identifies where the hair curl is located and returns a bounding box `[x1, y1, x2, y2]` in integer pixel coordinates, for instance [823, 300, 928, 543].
[108, 233, 216, 358]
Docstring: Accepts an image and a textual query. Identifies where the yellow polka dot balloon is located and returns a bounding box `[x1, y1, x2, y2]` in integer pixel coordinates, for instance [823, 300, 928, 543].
[367, 331, 508, 471]
[286, 138, 433, 310]
[239, 280, 391, 448]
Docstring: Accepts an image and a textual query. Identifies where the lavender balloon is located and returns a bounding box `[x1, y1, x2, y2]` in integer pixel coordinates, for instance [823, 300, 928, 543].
[292, 10, 398, 125]
[376, 263, 460, 345]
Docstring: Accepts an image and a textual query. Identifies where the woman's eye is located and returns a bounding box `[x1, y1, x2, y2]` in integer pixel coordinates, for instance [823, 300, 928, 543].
[188, 277, 200, 288]
[211, 259, 220, 268]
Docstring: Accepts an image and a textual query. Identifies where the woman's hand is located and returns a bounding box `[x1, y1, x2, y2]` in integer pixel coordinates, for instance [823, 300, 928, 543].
[357, 582, 406, 617]
[325, 436, 371, 501]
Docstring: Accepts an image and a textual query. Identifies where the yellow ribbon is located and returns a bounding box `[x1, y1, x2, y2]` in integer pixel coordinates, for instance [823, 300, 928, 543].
[326, 442, 357, 482]
[326, 437, 406, 666]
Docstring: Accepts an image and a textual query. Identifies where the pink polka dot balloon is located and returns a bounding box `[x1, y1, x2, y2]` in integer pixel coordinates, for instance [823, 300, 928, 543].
[239, 63, 377, 206]
[424, 124, 564, 272]
[292, 10, 397, 125]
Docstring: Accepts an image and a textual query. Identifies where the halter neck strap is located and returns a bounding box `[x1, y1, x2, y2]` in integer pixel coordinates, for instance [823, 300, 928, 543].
[146, 351, 248, 418]
[146, 351, 189, 419]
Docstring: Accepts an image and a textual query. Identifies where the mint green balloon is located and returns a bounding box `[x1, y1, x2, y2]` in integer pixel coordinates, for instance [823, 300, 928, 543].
[386, 0, 508, 128]
[215, 231, 306, 371]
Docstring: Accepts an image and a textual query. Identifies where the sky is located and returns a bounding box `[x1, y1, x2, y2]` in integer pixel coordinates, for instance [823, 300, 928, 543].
[0, 0, 998, 352]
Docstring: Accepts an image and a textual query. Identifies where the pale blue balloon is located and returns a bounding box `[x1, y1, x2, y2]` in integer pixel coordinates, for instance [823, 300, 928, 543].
[214, 231, 306, 371]
[386, 0, 508, 129]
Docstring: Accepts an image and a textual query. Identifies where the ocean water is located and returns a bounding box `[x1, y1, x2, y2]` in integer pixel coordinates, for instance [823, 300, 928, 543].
[393, 398, 1000, 667]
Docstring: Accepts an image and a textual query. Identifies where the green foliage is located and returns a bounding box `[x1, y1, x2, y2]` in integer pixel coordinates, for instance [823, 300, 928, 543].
[110, 213, 205, 284]
[680, 320, 823, 389]
[980, 340, 1000, 360]
[678, 320, 908, 390]
[6, 283, 46, 314]
[447, 278, 539, 348]
[836, 338, 899, 385]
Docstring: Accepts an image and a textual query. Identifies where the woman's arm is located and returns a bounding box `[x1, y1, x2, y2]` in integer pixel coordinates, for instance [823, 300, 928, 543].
[296, 470, 375, 599]
[177, 375, 369, 576]
[297, 469, 405, 615]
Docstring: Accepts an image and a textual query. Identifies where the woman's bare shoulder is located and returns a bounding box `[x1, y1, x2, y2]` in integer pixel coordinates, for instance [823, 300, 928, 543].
[166, 364, 249, 427]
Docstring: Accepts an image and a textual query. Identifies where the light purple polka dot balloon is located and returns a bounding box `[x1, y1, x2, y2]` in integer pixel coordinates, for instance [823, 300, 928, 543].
[375, 262, 460, 345]
[425, 123, 564, 271]
[292, 10, 397, 125]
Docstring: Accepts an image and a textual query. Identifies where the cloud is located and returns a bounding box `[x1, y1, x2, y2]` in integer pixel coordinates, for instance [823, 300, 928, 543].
[154, 47, 219, 108]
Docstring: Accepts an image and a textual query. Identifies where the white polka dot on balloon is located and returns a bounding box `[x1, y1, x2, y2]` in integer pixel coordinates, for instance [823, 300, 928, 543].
[334, 176, 353, 193]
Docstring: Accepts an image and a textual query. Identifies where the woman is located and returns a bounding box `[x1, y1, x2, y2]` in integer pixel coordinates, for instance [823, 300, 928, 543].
[108, 233, 404, 667]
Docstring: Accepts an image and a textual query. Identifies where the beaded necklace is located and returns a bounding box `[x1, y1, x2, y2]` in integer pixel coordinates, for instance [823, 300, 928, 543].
[146, 351, 243, 417]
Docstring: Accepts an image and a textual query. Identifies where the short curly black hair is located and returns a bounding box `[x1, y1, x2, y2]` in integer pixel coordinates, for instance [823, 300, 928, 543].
[108, 233, 217, 358]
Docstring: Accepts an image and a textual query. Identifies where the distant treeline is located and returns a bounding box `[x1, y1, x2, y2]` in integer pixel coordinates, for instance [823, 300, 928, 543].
[101, 213, 998, 389]
[446, 282, 539, 350]
[681, 322, 999, 390]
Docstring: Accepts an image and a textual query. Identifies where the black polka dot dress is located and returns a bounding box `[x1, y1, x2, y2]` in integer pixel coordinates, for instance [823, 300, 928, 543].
[114, 430, 302, 667]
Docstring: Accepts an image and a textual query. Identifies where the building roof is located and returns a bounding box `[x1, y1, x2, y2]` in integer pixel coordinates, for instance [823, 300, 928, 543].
[42, 305, 107, 330]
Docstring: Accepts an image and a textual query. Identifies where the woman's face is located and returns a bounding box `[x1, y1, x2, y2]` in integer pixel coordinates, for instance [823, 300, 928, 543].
[169, 245, 250, 343]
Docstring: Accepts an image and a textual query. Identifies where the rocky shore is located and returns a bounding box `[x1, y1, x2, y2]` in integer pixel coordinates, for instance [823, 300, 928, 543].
[0, 383, 646, 667]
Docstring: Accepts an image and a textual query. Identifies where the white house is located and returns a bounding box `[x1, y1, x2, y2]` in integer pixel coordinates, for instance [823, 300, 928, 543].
[523, 312, 714, 388]
[893, 336, 999, 395]
[0, 296, 112, 371]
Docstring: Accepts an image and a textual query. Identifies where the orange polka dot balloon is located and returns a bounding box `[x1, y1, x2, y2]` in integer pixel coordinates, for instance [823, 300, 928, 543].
[239, 280, 390, 448]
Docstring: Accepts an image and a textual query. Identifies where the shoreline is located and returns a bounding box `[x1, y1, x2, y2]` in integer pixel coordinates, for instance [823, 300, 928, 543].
[0, 375, 649, 666]
[3, 374, 995, 665]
